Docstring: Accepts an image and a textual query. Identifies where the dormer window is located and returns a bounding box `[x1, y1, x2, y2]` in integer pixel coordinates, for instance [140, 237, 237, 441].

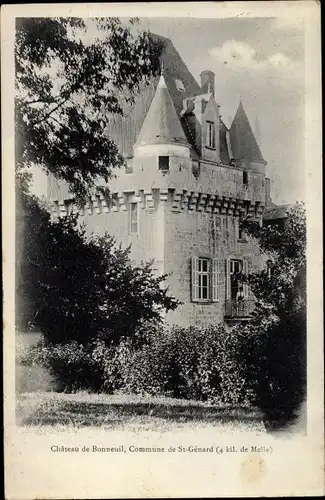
[206, 121, 215, 149]
[174, 78, 185, 92]
[158, 156, 169, 171]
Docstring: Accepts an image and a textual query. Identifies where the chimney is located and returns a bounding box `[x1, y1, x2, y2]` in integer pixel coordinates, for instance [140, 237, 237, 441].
[200, 70, 215, 97]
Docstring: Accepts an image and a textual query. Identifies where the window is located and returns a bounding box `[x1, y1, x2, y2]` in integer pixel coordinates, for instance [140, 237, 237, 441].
[129, 202, 138, 234]
[191, 257, 253, 303]
[238, 223, 246, 241]
[243, 170, 248, 185]
[226, 259, 243, 300]
[191, 257, 222, 302]
[198, 258, 210, 300]
[206, 121, 215, 148]
[226, 258, 252, 300]
[174, 78, 185, 92]
[214, 217, 221, 233]
[158, 156, 169, 171]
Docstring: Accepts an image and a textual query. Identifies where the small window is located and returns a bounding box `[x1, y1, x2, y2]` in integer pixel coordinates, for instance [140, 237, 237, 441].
[174, 78, 185, 92]
[206, 121, 215, 149]
[158, 156, 169, 171]
[129, 202, 138, 234]
[239, 227, 244, 240]
[243, 170, 248, 185]
[214, 217, 221, 233]
[238, 223, 246, 241]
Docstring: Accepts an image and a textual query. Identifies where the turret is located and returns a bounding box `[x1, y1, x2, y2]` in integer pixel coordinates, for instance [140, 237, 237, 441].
[132, 72, 192, 189]
[229, 101, 266, 175]
[134, 73, 190, 160]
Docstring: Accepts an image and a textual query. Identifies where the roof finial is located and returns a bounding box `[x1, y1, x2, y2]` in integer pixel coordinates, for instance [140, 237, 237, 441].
[161, 60, 164, 76]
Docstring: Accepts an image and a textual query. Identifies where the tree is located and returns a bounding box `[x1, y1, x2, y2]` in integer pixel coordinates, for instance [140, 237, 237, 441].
[239, 203, 306, 430]
[15, 18, 177, 345]
[15, 17, 162, 201]
[16, 191, 179, 346]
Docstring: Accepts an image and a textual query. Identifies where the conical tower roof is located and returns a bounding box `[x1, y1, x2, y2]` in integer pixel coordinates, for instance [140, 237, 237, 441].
[229, 101, 265, 164]
[135, 73, 188, 147]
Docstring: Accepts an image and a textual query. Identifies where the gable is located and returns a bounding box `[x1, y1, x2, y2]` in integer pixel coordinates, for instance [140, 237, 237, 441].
[103, 34, 232, 166]
[203, 95, 220, 120]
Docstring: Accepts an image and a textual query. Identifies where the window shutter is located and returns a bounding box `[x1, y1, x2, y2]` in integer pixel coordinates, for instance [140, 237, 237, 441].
[191, 257, 199, 302]
[220, 258, 225, 296]
[212, 258, 221, 302]
[226, 259, 231, 300]
[243, 259, 254, 299]
[247, 259, 254, 299]
[243, 259, 249, 298]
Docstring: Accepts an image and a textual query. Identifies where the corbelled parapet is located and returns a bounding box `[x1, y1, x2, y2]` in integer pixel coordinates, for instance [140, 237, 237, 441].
[51, 187, 264, 220]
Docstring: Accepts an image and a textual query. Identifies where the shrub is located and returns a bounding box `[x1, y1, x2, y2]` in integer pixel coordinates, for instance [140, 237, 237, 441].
[27, 323, 257, 406]
[25, 340, 106, 393]
[252, 313, 306, 428]
[109, 323, 257, 405]
[241, 203, 307, 429]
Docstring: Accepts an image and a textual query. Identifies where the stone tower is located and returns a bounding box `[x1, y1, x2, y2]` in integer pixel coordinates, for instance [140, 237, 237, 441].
[48, 35, 270, 326]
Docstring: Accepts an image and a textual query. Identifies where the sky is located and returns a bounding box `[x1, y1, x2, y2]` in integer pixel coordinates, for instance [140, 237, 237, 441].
[31, 14, 306, 205]
[135, 16, 305, 205]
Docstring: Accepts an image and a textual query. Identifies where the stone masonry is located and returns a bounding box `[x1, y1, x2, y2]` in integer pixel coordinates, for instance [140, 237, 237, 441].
[48, 34, 272, 327]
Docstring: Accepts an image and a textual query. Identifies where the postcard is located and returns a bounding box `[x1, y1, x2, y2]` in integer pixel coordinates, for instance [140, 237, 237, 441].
[2, 2, 323, 498]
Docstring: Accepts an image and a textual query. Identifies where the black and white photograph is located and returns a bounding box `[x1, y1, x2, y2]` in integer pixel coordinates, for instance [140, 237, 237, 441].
[3, 2, 323, 498]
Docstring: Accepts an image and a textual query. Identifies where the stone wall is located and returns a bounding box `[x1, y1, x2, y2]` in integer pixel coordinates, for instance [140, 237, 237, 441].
[47, 154, 267, 328]
[163, 203, 264, 327]
[78, 196, 165, 275]
[47, 155, 266, 209]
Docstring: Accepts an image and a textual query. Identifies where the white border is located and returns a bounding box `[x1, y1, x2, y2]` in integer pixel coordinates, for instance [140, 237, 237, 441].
[2, 2, 323, 498]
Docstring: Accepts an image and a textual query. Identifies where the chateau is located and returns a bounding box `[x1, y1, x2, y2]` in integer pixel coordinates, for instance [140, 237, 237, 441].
[48, 35, 274, 327]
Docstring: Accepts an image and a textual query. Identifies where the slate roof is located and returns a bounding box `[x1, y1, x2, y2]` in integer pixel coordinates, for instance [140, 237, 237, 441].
[136, 73, 188, 146]
[263, 204, 291, 220]
[106, 34, 264, 166]
[105, 35, 229, 161]
[106, 34, 203, 158]
[229, 101, 265, 164]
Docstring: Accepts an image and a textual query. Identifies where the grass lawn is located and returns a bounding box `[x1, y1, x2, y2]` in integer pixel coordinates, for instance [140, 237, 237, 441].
[16, 391, 266, 433]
